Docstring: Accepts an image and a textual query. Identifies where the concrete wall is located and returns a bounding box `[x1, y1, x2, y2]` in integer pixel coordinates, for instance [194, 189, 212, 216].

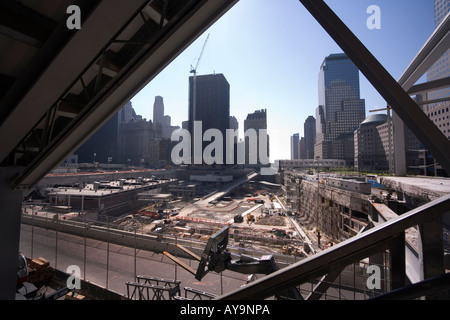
[298, 179, 370, 242]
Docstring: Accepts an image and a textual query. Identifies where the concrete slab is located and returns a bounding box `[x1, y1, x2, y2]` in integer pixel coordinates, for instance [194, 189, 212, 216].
[380, 176, 450, 201]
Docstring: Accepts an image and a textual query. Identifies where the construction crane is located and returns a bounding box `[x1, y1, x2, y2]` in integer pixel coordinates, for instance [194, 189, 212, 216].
[190, 33, 210, 123]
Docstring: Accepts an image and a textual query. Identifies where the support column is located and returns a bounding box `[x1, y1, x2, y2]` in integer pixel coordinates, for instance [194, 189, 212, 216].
[392, 112, 407, 176]
[390, 234, 406, 290]
[419, 215, 448, 299]
[0, 168, 25, 300]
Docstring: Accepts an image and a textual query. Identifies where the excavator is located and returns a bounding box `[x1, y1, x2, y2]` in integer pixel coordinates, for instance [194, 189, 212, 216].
[164, 226, 303, 300]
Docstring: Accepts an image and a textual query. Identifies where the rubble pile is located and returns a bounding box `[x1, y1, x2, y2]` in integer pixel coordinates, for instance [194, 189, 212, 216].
[117, 214, 154, 232]
[255, 215, 285, 226]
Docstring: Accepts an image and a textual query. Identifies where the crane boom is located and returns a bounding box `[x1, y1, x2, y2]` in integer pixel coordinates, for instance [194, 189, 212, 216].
[191, 33, 209, 128]
[191, 33, 210, 74]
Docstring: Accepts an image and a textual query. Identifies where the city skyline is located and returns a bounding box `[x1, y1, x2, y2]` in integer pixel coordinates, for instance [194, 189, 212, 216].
[130, 0, 434, 161]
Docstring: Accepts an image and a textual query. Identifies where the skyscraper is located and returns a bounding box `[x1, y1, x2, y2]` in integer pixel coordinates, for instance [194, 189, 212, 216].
[244, 109, 269, 166]
[314, 53, 365, 165]
[299, 137, 306, 159]
[229, 116, 239, 132]
[188, 73, 230, 164]
[153, 96, 165, 126]
[304, 116, 316, 159]
[290, 133, 299, 160]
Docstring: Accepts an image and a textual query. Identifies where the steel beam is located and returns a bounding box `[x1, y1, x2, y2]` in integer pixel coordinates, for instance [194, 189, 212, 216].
[398, 13, 450, 91]
[407, 77, 450, 96]
[0, 0, 57, 46]
[390, 234, 407, 290]
[8, 0, 238, 190]
[418, 215, 446, 299]
[0, 167, 24, 300]
[0, 0, 105, 162]
[297, 0, 450, 176]
[370, 272, 450, 300]
[393, 13, 450, 175]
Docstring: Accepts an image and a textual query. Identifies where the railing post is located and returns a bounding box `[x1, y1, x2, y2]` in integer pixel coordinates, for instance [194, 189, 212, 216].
[368, 252, 386, 296]
[418, 214, 448, 299]
[390, 233, 406, 291]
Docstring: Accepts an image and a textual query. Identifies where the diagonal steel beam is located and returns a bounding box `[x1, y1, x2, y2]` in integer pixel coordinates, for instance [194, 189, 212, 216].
[298, 0, 450, 174]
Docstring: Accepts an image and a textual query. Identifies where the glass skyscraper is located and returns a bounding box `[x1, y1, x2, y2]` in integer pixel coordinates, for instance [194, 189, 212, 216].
[318, 53, 361, 122]
[314, 53, 365, 165]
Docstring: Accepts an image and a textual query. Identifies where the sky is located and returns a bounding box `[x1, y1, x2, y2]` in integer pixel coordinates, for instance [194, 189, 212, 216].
[130, 0, 435, 161]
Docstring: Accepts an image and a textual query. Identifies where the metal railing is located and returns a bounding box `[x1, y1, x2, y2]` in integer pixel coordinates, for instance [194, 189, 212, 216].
[218, 193, 450, 300]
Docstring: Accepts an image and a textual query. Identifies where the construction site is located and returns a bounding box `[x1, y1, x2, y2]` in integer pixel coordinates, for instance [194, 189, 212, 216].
[18, 168, 317, 299]
[118, 191, 307, 256]
[16, 168, 450, 300]
[3, 0, 450, 302]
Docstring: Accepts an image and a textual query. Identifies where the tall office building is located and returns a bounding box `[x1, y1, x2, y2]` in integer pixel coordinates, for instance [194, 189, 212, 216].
[229, 116, 239, 132]
[314, 53, 365, 166]
[299, 137, 307, 159]
[153, 96, 165, 126]
[117, 119, 160, 165]
[290, 133, 299, 160]
[244, 109, 269, 166]
[153, 96, 178, 139]
[304, 116, 316, 159]
[188, 73, 230, 164]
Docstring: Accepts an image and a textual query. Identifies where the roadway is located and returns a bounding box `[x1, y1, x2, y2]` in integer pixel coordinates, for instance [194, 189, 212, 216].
[179, 171, 259, 217]
[19, 224, 247, 298]
[202, 171, 259, 204]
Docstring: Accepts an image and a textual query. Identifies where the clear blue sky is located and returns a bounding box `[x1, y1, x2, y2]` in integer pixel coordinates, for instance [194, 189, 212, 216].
[131, 0, 435, 160]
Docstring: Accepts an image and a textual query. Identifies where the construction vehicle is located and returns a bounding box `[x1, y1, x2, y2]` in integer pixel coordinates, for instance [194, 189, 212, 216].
[164, 226, 302, 300]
